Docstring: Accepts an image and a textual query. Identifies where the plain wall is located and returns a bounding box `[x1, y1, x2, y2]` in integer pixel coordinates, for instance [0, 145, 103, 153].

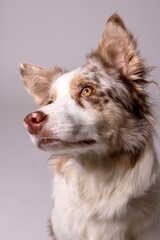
[1, 0, 160, 239]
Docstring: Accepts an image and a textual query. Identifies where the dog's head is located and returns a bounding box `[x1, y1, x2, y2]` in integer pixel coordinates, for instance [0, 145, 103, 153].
[20, 14, 153, 158]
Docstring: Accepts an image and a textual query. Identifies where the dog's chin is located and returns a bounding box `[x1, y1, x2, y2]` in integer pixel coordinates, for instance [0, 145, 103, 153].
[34, 137, 97, 154]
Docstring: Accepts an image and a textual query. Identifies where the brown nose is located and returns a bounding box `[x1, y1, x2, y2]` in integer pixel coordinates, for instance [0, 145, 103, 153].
[24, 111, 47, 134]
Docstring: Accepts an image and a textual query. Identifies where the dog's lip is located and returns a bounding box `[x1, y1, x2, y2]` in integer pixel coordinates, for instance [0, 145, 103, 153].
[39, 138, 96, 146]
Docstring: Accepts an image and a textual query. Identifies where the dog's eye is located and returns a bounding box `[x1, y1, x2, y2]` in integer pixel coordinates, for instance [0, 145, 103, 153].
[81, 87, 93, 97]
[47, 100, 53, 105]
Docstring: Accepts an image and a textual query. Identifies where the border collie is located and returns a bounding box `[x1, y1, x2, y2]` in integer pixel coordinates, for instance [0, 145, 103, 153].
[20, 14, 160, 240]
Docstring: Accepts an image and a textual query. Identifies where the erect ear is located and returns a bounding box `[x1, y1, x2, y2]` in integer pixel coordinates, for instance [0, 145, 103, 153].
[19, 63, 63, 106]
[97, 13, 143, 78]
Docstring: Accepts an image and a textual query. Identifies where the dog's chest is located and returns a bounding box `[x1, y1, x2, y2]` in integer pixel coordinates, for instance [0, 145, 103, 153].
[50, 160, 130, 240]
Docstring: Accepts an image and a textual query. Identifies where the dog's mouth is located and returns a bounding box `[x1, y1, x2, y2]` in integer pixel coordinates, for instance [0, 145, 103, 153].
[38, 138, 96, 147]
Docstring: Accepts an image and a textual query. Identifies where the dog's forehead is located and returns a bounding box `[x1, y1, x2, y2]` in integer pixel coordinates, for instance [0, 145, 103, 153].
[50, 68, 80, 99]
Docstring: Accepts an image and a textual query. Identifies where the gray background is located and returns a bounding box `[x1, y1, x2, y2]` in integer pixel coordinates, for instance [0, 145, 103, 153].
[1, 0, 160, 239]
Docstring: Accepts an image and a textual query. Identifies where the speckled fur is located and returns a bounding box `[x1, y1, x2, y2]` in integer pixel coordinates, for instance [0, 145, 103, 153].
[20, 14, 160, 240]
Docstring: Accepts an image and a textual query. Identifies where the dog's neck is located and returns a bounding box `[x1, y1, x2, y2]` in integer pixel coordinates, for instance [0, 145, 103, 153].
[50, 142, 159, 219]
[50, 141, 158, 181]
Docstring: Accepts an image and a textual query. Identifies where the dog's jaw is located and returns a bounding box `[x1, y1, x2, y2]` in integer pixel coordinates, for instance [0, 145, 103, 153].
[27, 125, 98, 154]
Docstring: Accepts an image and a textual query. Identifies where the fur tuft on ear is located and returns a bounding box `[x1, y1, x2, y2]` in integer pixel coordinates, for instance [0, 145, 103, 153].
[19, 63, 64, 106]
[97, 13, 145, 79]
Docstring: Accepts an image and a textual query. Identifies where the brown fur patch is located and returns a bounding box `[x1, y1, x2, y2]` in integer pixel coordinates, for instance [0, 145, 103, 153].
[69, 75, 87, 91]
[51, 156, 71, 182]
[69, 75, 91, 107]
[69, 75, 86, 108]
[48, 219, 57, 240]
[107, 13, 127, 31]
[85, 91, 110, 111]
[49, 86, 57, 103]
[105, 77, 151, 119]
[69, 74, 110, 110]
[52, 157, 66, 173]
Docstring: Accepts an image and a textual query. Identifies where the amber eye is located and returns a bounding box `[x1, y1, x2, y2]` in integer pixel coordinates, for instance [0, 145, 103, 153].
[81, 87, 93, 97]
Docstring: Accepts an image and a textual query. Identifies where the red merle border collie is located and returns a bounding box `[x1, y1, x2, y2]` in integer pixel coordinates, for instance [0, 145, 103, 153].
[20, 14, 160, 240]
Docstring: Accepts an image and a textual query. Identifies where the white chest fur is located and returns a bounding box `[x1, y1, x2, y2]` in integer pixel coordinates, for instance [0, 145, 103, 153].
[51, 145, 160, 240]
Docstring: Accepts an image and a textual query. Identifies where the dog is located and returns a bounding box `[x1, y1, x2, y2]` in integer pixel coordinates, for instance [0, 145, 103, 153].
[20, 14, 160, 240]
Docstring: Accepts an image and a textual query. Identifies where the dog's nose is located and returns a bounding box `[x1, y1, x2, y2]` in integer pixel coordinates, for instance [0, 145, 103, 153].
[24, 111, 47, 134]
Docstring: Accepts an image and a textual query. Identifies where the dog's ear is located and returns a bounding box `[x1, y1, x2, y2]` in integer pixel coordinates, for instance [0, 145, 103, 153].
[97, 13, 143, 78]
[19, 63, 63, 106]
